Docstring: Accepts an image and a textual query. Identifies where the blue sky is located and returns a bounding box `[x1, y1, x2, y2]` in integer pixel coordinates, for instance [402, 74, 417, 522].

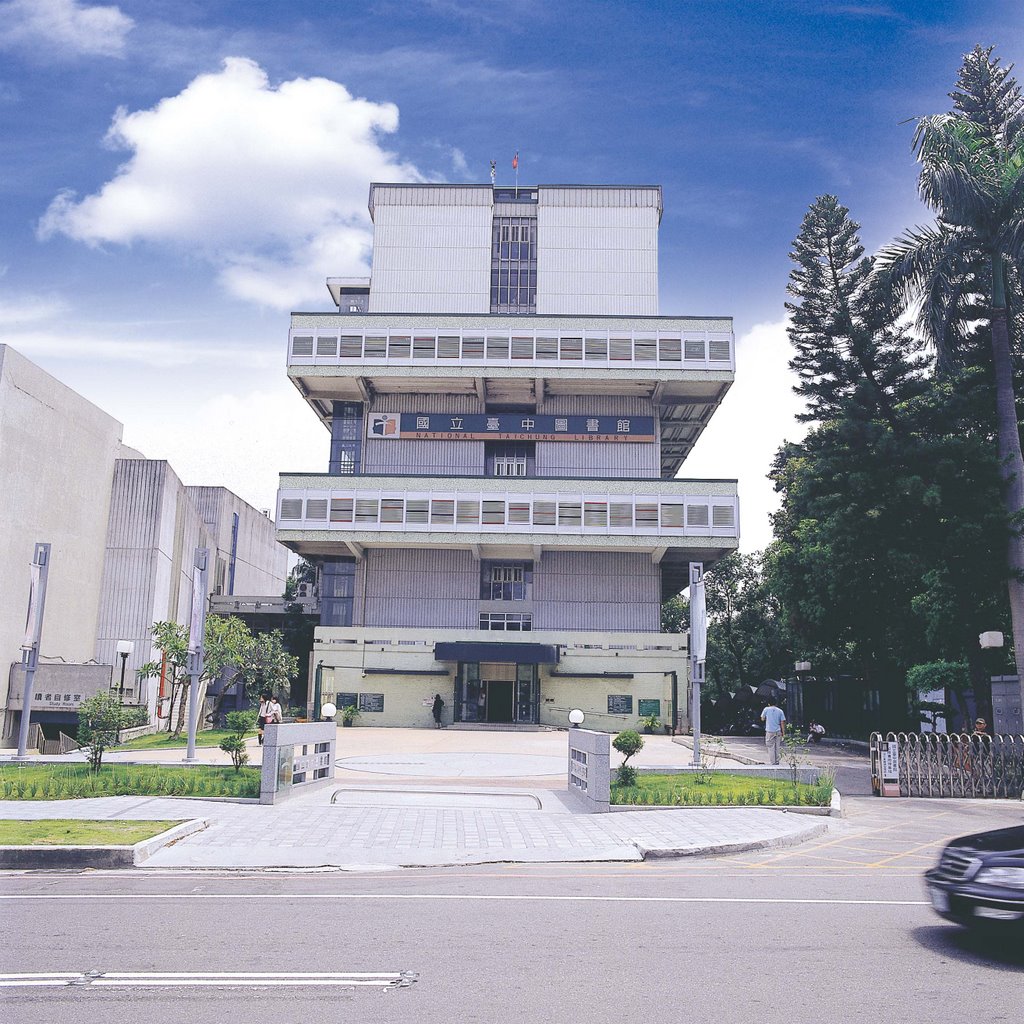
[2, 0, 1022, 551]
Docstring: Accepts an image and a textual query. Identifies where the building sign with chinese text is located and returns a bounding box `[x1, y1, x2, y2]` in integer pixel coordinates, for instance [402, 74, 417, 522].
[366, 412, 655, 442]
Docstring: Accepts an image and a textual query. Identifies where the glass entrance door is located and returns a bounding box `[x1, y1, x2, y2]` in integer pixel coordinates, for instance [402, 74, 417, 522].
[515, 664, 539, 724]
[456, 662, 539, 724]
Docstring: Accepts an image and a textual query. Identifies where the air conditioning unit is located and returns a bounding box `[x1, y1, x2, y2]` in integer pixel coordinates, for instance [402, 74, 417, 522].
[297, 582, 313, 599]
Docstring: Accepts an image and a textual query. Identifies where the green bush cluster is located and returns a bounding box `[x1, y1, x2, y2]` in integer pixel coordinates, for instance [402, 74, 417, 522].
[609, 781, 830, 807]
[120, 706, 150, 729]
[0, 764, 260, 801]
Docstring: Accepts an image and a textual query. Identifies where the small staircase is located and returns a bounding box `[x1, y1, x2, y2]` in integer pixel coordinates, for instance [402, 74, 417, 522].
[447, 722, 541, 732]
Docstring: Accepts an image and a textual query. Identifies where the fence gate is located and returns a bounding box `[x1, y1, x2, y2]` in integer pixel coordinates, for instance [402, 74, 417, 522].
[870, 731, 1024, 798]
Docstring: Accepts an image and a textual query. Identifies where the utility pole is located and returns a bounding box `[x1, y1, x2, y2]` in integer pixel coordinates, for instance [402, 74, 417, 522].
[185, 548, 208, 763]
[16, 543, 50, 759]
[689, 562, 706, 767]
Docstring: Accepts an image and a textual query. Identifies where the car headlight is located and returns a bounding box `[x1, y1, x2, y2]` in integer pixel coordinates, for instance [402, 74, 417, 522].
[973, 865, 1024, 889]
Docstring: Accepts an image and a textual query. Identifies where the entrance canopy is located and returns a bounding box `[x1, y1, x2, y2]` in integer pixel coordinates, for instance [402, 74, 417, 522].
[434, 641, 559, 665]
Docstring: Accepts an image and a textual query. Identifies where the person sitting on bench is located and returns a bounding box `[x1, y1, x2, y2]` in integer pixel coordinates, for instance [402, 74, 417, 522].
[807, 720, 826, 743]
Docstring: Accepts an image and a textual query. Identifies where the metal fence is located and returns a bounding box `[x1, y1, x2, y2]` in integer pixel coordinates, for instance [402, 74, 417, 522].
[870, 731, 1024, 798]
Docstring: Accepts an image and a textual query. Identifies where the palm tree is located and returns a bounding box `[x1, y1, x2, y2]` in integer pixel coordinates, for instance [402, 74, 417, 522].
[877, 45, 1024, 706]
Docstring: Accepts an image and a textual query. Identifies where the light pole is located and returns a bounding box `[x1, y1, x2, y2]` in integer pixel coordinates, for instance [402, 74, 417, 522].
[979, 632, 1003, 731]
[794, 661, 811, 729]
[115, 640, 134, 703]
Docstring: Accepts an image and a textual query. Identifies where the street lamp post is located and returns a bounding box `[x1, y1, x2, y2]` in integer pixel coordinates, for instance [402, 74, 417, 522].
[115, 640, 134, 703]
[794, 661, 811, 730]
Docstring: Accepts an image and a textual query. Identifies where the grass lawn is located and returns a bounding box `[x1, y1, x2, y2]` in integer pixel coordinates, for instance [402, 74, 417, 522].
[611, 772, 833, 807]
[114, 728, 248, 751]
[0, 763, 260, 801]
[0, 819, 183, 846]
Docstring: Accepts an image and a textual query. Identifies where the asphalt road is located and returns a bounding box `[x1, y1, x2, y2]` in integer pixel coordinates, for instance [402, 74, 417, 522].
[2, 797, 1021, 1024]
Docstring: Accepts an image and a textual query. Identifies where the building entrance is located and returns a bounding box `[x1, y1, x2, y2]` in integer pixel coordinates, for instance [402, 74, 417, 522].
[486, 680, 514, 723]
[456, 662, 538, 724]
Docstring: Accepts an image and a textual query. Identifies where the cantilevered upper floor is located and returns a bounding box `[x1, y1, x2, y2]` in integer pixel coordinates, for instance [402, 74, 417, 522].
[288, 313, 734, 476]
[276, 472, 739, 599]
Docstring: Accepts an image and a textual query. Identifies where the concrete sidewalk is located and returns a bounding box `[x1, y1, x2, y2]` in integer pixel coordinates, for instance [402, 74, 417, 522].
[0, 730, 831, 869]
[0, 787, 829, 869]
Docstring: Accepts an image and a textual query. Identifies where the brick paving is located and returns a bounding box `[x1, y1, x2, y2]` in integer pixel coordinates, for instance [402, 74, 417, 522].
[0, 790, 827, 869]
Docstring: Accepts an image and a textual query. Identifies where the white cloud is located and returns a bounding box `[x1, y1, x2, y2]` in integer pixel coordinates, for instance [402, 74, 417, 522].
[39, 57, 423, 308]
[0, 0, 133, 58]
[121, 385, 328, 515]
[680, 319, 806, 553]
[0, 292, 68, 326]
[5, 328, 277, 369]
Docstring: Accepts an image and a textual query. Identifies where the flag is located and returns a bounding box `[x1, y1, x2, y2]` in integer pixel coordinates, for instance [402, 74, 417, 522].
[512, 151, 518, 170]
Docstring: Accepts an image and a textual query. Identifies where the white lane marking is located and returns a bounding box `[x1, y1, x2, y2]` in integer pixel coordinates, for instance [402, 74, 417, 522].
[100, 971, 401, 978]
[0, 971, 410, 989]
[0, 973, 82, 978]
[0, 893, 930, 905]
[90, 980, 396, 987]
[0, 981, 72, 987]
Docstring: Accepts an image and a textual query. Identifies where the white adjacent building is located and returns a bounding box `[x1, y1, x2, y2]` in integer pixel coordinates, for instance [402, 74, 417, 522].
[277, 184, 739, 731]
[0, 345, 289, 745]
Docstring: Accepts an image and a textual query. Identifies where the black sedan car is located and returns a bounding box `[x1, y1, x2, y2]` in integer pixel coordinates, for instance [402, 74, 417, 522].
[925, 824, 1024, 928]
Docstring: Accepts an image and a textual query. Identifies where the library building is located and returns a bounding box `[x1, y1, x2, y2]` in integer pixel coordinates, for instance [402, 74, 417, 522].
[276, 183, 739, 731]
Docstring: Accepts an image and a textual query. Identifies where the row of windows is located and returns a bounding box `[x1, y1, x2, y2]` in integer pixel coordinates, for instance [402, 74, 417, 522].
[480, 613, 532, 631]
[279, 494, 736, 531]
[291, 331, 732, 364]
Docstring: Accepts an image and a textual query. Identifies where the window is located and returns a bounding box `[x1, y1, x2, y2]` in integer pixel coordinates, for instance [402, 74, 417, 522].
[479, 612, 532, 631]
[481, 560, 533, 601]
[330, 402, 363, 475]
[491, 215, 537, 314]
[486, 441, 533, 478]
[494, 452, 527, 477]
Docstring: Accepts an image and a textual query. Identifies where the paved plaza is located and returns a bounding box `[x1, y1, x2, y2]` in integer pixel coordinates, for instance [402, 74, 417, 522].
[0, 728, 838, 869]
[0, 790, 828, 869]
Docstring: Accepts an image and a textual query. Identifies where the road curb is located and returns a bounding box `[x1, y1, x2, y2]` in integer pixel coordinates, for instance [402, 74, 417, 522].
[637, 818, 830, 859]
[0, 818, 208, 870]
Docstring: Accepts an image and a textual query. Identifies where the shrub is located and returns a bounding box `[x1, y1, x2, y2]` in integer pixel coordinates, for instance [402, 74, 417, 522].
[613, 729, 644, 770]
[121, 706, 150, 729]
[78, 691, 128, 771]
[219, 734, 248, 772]
[615, 763, 638, 787]
[225, 710, 257, 736]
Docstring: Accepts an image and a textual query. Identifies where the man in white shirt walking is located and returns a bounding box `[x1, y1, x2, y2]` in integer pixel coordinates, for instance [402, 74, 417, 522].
[761, 698, 786, 765]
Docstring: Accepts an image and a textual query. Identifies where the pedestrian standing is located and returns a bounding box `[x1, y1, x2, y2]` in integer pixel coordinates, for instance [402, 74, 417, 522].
[431, 693, 445, 729]
[257, 691, 283, 745]
[761, 698, 786, 765]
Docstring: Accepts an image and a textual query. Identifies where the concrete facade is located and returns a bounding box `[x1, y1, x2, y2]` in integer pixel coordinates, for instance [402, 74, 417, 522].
[1, 346, 290, 745]
[0, 346, 123, 740]
[314, 625, 685, 732]
[278, 183, 738, 732]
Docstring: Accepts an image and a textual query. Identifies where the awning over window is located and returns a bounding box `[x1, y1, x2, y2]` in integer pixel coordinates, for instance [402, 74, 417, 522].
[434, 641, 560, 665]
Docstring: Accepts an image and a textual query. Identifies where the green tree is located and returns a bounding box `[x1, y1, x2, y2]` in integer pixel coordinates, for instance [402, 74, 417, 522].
[661, 594, 687, 633]
[876, 45, 1024, 697]
[787, 195, 924, 428]
[77, 692, 126, 771]
[772, 191, 1009, 725]
[138, 615, 253, 737]
[233, 631, 299, 703]
[702, 552, 793, 698]
[906, 660, 972, 729]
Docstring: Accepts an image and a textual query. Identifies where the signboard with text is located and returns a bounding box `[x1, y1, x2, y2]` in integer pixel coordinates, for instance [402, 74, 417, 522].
[367, 412, 655, 442]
